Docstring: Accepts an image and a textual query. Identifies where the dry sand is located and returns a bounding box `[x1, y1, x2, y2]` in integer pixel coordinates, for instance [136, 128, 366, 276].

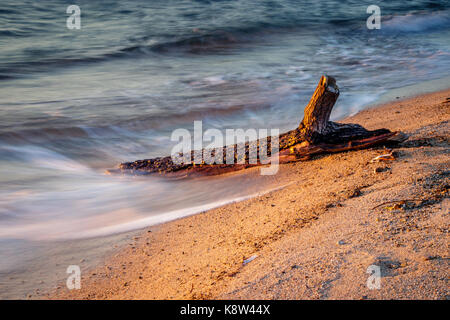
[51, 89, 449, 300]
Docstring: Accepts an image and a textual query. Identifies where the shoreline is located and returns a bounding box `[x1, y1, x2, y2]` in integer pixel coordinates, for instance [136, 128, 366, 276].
[43, 88, 449, 299]
[366, 75, 450, 109]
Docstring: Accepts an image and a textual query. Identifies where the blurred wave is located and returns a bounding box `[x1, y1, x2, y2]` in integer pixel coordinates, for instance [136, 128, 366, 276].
[0, 0, 449, 242]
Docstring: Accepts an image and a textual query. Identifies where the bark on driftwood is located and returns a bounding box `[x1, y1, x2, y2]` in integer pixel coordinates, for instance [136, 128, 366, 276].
[115, 75, 405, 178]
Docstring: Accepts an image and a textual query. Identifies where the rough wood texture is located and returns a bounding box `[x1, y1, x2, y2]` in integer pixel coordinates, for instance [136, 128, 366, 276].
[299, 75, 340, 143]
[114, 75, 405, 178]
[298, 75, 389, 145]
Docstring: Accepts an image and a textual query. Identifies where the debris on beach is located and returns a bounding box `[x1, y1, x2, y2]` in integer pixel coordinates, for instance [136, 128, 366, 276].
[370, 152, 397, 163]
[243, 254, 258, 265]
[374, 166, 391, 173]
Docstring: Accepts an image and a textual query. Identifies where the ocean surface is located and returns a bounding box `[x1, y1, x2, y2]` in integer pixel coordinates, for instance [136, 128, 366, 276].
[0, 1, 450, 262]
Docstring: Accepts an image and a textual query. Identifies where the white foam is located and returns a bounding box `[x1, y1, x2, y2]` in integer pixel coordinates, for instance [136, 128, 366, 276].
[0, 183, 292, 241]
[0, 144, 91, 173]
[383, 11, 450, 33]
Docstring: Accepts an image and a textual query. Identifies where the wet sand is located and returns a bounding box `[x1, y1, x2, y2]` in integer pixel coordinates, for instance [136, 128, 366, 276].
[49, 89, 449, 300]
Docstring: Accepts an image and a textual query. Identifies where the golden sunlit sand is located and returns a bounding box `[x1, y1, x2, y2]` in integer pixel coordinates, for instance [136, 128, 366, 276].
[51, 89, 449, 300]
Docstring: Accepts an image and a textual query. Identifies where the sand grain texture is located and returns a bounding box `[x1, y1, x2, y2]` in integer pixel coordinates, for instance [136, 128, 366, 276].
[52, 90, 450, 300]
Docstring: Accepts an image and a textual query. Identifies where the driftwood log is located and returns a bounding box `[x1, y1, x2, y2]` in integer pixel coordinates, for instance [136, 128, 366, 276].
[115, 75, 405, 178]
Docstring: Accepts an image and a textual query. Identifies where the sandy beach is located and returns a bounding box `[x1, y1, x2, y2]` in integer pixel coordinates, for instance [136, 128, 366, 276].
[49, 88, 449, 300]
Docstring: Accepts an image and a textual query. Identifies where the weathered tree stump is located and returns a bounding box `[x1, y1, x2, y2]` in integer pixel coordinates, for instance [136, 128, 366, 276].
[114, 75, 405, 178]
